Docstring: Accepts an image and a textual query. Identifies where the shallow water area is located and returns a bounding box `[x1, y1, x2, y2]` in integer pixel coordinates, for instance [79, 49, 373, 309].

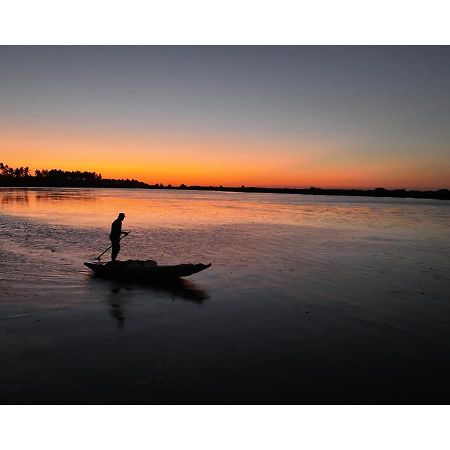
[1, 187, 450, 403]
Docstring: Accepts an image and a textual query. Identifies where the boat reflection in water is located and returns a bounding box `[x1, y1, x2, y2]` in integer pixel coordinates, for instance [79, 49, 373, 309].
[104, 277, 209, 303]
[97, 276, 209, 327]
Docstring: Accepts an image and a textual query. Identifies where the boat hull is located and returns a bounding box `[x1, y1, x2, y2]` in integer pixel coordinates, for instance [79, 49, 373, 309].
[84, 260, 211, 280]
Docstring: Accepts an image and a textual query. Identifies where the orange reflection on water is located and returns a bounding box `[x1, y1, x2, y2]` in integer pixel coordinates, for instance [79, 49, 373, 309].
[1, 188, 449, 239]
[2, 188, 312, 229]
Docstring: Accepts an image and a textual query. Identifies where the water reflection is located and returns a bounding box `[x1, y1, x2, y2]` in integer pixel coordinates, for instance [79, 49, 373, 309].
[105, 278, 208, 303]
[108, 287, 126, 329]
[1, 188, 29, 205]
[97, 276, 209, 326]
[2, 187, 449, 232]
[35, 189, 96, 202]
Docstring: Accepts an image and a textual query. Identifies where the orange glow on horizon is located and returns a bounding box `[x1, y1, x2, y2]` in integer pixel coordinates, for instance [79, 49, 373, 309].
[1, 125, 449, 190]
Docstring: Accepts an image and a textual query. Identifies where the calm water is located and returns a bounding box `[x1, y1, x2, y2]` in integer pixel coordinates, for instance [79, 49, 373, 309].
[1, 187, 450, 403]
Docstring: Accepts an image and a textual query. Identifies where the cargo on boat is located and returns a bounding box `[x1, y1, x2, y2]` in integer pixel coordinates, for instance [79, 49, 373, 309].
[84, 259, 211, 280]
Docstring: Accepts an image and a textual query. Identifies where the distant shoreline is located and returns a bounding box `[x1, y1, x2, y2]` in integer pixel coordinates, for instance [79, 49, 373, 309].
[1, 162, 448, 200]
[177, 185, 450, 200]
[1, 182, 449, 200]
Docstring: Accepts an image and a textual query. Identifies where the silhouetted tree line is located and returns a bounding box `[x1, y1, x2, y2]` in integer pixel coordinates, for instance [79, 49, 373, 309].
[184, 185, 449, 200]
[0, 163, 31, 179]
[0, 163, 150, 188]
[1, 162, 448, 199]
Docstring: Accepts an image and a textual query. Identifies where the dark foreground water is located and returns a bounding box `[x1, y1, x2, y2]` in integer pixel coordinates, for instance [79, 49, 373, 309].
[1, 188, 449, 404]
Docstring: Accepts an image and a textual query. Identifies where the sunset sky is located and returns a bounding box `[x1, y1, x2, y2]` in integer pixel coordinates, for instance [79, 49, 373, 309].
[1, 46, 449, 189]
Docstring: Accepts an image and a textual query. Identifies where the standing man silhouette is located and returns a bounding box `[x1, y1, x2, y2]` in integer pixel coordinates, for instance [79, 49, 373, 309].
[110, 212, 128, 262]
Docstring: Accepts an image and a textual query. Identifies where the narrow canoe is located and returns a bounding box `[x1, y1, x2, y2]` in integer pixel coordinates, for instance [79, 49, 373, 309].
[84, 259, 211, 280]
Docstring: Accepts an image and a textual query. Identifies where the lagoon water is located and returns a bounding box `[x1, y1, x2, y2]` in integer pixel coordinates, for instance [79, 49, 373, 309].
[1, 187, 450, 403]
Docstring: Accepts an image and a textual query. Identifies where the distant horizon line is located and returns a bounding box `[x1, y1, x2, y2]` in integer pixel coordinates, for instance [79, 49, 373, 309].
[173, 183, 450, 192]
[0, 162, 448, 193]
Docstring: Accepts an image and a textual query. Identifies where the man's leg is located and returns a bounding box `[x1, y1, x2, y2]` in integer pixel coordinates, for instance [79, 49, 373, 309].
[111, 241, 120, 262]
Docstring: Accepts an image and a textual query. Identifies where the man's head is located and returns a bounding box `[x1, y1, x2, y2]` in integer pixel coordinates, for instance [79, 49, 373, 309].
[118, 212, 125, 221]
